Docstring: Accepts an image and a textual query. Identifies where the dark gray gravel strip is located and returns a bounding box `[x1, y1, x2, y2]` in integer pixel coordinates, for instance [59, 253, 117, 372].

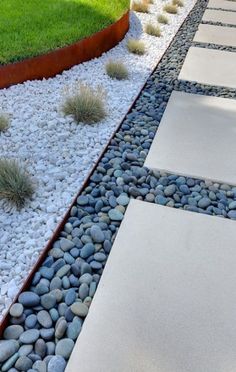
[1, 0, 236, 370]
[192, 41, 236, 52]
[202, 20, 236, 27]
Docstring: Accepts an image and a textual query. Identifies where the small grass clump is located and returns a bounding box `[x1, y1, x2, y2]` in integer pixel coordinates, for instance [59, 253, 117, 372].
[127, 38, 146, 55]
[157, 14, 169, 24]
[163, 4, 178, 13]
[106, 60, 129, 80]
[172, 0, 184, 6]
[131, 1, 149, 13]
[0, 114, 10, 133]
[0, 159, 34, 209]
[62, 84, 106, 124]
[145, 23, 161, 37]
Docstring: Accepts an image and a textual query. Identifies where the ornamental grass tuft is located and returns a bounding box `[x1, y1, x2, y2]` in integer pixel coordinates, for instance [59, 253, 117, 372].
[163, 3, 178, 13]
[62, 84, 106, 124]
[106, 60, 129, 80]
[157, 14, 169, 24]
[145, 23, 161, 37]
[131, 1, 149, 13]
[126, 38, 146, 55]
[172, 0, 184, 7]
[0, 114, 10, 132]
[0, 159, 34, 209]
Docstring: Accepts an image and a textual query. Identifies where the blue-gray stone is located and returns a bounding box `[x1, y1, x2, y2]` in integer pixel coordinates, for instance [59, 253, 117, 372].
[40, 267, 54, 280]
[20, 329, 40, 344]
[0, 341, 19, 362]
[56, 264, 71, 278]
[90, 261, 102, 270]
[40, 328, 54, 341]
[198, 197, 211, 208]
[4, 325, 24, 340]
[15, 356, 33, 371]
[25, 314, 37, 329]
[1, 352, 19, 371]
[77, 195, 89, 206]
[66, 320, 81, 340]
[41, 294, 57, 310]
[65, 289, 76, 306]
[103, 240, 112, 253]
[116, 194, 129, 206]
[18, 345, 33, 357]
[164, 184, 176, 196]
[108, 209, 123, 221]
[60, 238, 75, 252]
[89, 282, 97, 297]
[229, 201, 236, 210]
[46, 341, 55, 355]
[90, 225, 105, 243]
[48, 355, 66, 372]
[18, 292, 40, 307]
[50, 277, 62, 291]
[228, 210, 236, 219]
[49, 308, 59, 322]
[37, 310, 52, 328]
[80, 243, 95, 259]
[79, 273, 93, 285]
[55, 339, 74, 359]
[78, 283, 89, 300]
[35, 339, 46, 358]
[155, 195, 167, 205]
[9, 303, 23, 318]
[94, 252, 106, 262]
[55, 319, 67, 339]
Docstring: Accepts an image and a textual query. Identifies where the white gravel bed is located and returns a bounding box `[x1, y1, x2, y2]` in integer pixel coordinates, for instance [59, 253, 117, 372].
[0, 0, 196, 318]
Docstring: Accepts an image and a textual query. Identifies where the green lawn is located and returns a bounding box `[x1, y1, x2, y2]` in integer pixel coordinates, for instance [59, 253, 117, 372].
[0, 0, 130, 64]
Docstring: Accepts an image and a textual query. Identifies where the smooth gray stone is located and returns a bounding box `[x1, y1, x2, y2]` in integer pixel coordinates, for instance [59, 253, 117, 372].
[40, 294, 57, 310]
[9, 303, 24, 318]
[20, 329, 40, 344]
[60, 238, 75, 252]
[0, 340, 19, 362]
[18, 345, 33, 357]
[55, 338, 74, 359]
[4, 325, 24, 340]
[48, 355, 66, 372]
[108, 209, 124, 221]
[33, 360, 47, 372]
[78, 283, 89, 301]
[37, 310, 53, 328]
[35, 339, 46, 358]
[18, 292, 40, 307]
[15, 356, 33, 371]
[80, 243, 95, 259]
[55, 319, 67, 339]
[70, 302, 88, 317]
[1, 352, 19, 371]
[90, 225, 105, 243]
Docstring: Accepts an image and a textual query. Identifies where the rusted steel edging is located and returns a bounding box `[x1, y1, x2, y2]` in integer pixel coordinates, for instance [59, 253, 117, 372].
[0, 9, 192, 335]
[0, 11, 130, 89]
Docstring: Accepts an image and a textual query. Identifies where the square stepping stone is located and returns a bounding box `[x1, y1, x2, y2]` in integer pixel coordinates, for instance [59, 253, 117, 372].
[144, 91, 236, 185]
[202, 9, 236, 25]
[207, 0, 236, 11]
[178, 46, 236, 89]
[194, 24, 236, 47]
[66, 200, 236, 372]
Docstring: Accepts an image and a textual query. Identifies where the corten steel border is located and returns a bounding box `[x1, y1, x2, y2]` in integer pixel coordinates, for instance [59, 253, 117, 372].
[0, 9, 193, 336]
[0, 11, 130, 90]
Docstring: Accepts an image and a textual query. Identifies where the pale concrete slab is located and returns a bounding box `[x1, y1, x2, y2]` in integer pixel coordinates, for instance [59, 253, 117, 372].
[145, 91, 236, 185]
[194, 24, 236, 47]
[66, 200, 236, 372]
[202, 9, 236, 25]
[208, 0, 236, 10]
[178, 47, 236, 89]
